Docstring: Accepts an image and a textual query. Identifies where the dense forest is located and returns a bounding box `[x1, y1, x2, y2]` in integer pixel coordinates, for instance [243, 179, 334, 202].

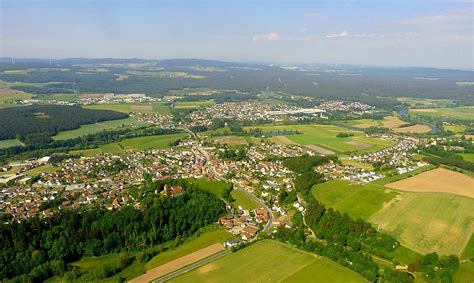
[1, 59, 472, 104]
[0, 180, 226, 282]
[0, 105, 127, 141]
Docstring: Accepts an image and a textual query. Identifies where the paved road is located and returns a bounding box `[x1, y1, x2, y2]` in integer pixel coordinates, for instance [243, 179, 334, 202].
[152, 249, 231, 283]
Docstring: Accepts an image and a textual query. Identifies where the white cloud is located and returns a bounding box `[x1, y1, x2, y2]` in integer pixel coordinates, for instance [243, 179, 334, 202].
[253, 32, 281, 41]
[325, 31, 384, 38]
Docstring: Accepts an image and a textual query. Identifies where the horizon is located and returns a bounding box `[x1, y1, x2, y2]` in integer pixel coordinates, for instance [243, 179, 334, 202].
[1, 0, 473, 70]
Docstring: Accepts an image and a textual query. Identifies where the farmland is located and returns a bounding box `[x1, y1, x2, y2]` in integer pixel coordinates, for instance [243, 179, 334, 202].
[174, 100, 215, 109]
[385, 168, 474, 198]
[382, 116, 407, 129]
[393, 124, 432, 134]
[169, 240, 366, 283]
[186, 178, 232, 199]
[115, 133, 187, 151]
[231, 189, 260, 210]
[342, 119, 382, 128]
[52, 117, 148, 140]
[83, 103, 171, 114]
[25, 164, 59, 176]
[212, 136, 248, 146]
[410, 107, 474, 121]
[245, 124, 395, 153]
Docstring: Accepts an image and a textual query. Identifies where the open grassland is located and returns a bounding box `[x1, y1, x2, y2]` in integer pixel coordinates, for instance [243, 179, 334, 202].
[83, 103, 171, 114]
[369, 192, 474, 255]
[70, 148, 102, 157]
[312, 180, 399, 220]
[461, 153, 474, 163]
[231, 190, 260, 210]
[410, 107, 474, 121]
[343, 119, 382, 129]
[174, 100, 215, 109]
[341, 159, 374, 170]
[186, 178, 232, 199]
[397, 97, 455, 108]
[99, 143, 124, 154]
[454, 262, 474, 283]
[0, 88, 33, 104]
[383, 116, 407, 129]
[393, 124, 432, 134]
[145, 229, 231, 270]
[169, 240, 366, 283]
[385, 168, 474, 198]
[0, 139, 24, 149]
[118, 133, 187, 151]
[461, 234, 474, 259]
[444, 124, 467, 134]
[52, 117, 148, 140]
[25, 164, 59, 176]
[246, 124, 394, 153]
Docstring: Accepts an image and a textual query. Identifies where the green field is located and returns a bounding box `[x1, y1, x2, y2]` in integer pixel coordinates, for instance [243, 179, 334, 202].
[443, 124, 467, 134]
[83, 103, 171, 114]
[461, 234, 474, 259]
[461, 153, 474, 163]
[118, 133, 187, 150]
[0, 139, 24, 149]
[174, 100, 215, 109]
[0, 92, 33, 104]
[454, 262, 474, 283]
[186, 178, 232, 198]
[312, 180, 399, 220]
[152, 103, 172, 113]
[70, 148, 102, 156]
[99, 143, 125, 154]
[231, 189, 261, 210]
[25, 164, 59, 176]
[52, 117, 148, 140]
[342, 119, 382, 128]
[410, 106, 474, 121]
[145, 229, 231, 270]
[170, 240, 366, 283]
[245, 124, 394, 153]
[83, 104, 132, 113]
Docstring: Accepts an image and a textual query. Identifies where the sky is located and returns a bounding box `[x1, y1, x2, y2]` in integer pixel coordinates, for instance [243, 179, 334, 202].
[1, 0, 473, 70]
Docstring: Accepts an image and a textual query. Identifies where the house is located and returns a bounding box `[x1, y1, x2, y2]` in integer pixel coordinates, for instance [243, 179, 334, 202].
[219, 216, 235, 230]
[160, 184, 183, 197]
[224, 239, 242, 248]
[241, 225, 260, 240]
[272, 218, 287, 227]
[254, 208, 269, 222]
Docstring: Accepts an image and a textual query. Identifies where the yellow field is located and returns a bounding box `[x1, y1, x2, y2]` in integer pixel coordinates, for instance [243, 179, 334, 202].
[393, 124, 432, 133]
[382, 116, 407, 129]
[212, 136, 247, 145]
[386, 168, 474, 198]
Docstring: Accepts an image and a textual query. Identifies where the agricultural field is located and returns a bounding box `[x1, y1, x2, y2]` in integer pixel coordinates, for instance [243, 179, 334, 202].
[461, 234, 474, 259]
[0, 139, 24, 149]
[443, 124, 467, 134]
[25, 164, 59, 176]
[312, 170, 474, 256]
[312, 180, 399, 220]
[340, 159, 374, 170]
[0, 88, 33, 105]
[212, 136, 248, 146]
[52, 117, 148, 140]
[231, 190, 260, 210]
[246, 124, 394, 153]
[385, 168, 474, 198]
[174, 100, 215, 109]
[461, 153, 474, 163]
[397, 97, 455, 108]
[83, 103, 171, 114]
[393, 124, 432, 134]
[382, 116, 407, 129]
[454, 262, 474, 283]
[410, 106, 474, 121]
[169, 240, 366, 283]
[116, 133, 187, 151]
[342, 119, 382, 129]
[186, 178, 232, 199]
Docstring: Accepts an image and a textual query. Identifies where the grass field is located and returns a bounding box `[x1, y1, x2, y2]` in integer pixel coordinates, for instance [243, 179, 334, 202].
[118, 133, 187, 151]
[169, 240, 366, 283]
[370, 192, 474, 255]
[174, 100, 215, 109]
[99, 143, 124, 154]
[312, 180, 399, 220]
[383, 116, 407, 129]
[0, 88, 33, 104]
[246, 124, 394, 153]
[461, 234, 474, 259]
[0, 139, 24, 149]
[454, 262, 474, 283]
[385, 168, 474, 198]
[83, 103, 171, 114]
[410, 107, 474, 121]
[212, 136, 248, 146]
[231, 190, 261, 210]
[343, 119, 382, 129]
[461, 153, 474, 163]
[70, 148, 102, 156]
[145, 229, 231, 270]
[444, 124, 467, 134]
[341, 159, 374, 170]
[186, 178, 232, 199]
[25, 164, 59, 176]
[393, 124, 432, 134]
[52, 117, 148, 140]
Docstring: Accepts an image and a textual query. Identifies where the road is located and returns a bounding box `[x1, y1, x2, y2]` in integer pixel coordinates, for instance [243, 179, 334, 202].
[152, 249, 231, 283]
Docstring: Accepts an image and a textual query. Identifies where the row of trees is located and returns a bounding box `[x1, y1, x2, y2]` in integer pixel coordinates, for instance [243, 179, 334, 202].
[0, 180, 226, 281]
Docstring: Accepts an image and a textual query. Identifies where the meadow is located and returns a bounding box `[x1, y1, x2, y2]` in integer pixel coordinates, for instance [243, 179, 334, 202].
[0, 139, 24, 149]
[52, 117, 148, 140]
[186, 178, 232, 199]
[115, 133, 187, 151]
[83, 103, 171, 114]
[231, 189, 261, 210]
[342, 119, 382, 129]
[212, 136, 248, 146]
[25, 164, 59, 176]
[245, 124, 395, 153]
[169, 240, 366, 283]
[393, 124, 432, 134]
[443, 124, 467, 134]
[410, 106, 474, 121]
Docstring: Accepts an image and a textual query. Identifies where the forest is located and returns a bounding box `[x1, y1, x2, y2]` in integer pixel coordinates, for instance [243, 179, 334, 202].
[0, 105, 128, 141]
[0, 180, 226, 282]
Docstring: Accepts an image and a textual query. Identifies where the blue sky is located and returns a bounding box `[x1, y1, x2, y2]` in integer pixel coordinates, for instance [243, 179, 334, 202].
[1, 0, 473, 69]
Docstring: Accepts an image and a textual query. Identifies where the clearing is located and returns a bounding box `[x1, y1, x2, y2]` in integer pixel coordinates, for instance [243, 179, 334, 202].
[385, 168, 474, 198]
[169, 240, 366, 283]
